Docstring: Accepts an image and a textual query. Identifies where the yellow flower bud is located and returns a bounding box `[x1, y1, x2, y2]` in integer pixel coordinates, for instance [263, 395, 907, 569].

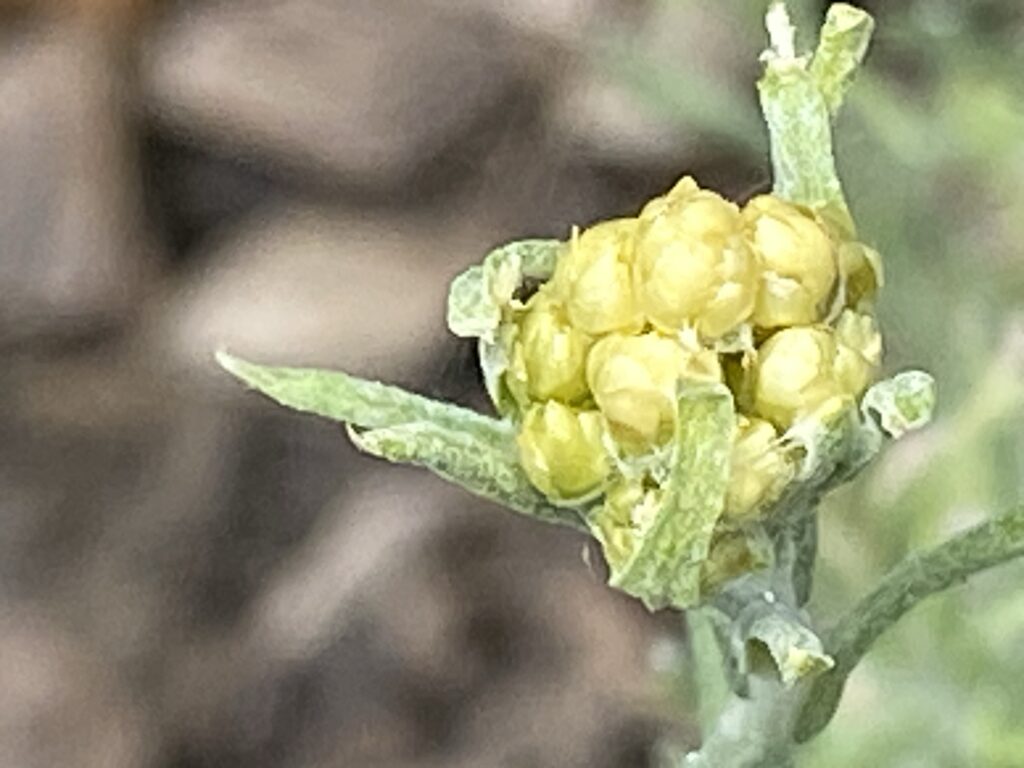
[834, 309, 882, 396]
[725, 416, 794, 521]
[550, 219, 643, 335]
[743, 196, 838, 329]
[752, 326, 845, 429]
[586, 332, 722, 449]
[699, 528, 772, 596]
[591, 478, 662, 572]
[634, 181, 756, 339]
[506, 291, 593, 405]
[838, 240, 884, 310]
[517, 401, 610, 502]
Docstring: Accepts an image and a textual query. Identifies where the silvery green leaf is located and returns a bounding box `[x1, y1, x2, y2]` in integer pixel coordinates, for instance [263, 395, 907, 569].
[809, 3, 875, 117]
[604, 381, 736, 610]
[446, 265, 495, 340]
[216, 351, 505, 443]
[446, 239, 560, 341]
[861, 369, 937, 438]
[735, 598, 833, 688]
[759, 2, 853, 229]
[712, 576, 832, 690]
[796, 502, 1024, 742]
[478, 331, 521, 420]
[347, 422, 587, 532]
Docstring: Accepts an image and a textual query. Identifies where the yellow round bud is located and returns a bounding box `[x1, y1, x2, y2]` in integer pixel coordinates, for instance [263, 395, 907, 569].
[752, 326, 844, 429]
[550, 219, 643, 335]
[838, 240, 884, 310]
[743, 196, 838, 329]
[586, 332, 722, 448]
[699, 528, 772, 596]
[834, 309, 882, 397]
[506, 291, 593, 406]
[725, 416, 794, 521]
[634, 183, 756, 339]
[516, 401, 610, 501]
[591, 478, 661, 572]
[638, 175, 701, 221]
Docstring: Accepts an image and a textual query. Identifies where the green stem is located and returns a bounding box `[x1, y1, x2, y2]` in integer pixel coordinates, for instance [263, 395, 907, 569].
[682, 675, 798, 768]
[795, 504, 1024, 741]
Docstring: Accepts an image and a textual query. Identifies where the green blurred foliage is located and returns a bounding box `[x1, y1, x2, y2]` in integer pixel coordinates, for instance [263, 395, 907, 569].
[604, 1, 1024, 764]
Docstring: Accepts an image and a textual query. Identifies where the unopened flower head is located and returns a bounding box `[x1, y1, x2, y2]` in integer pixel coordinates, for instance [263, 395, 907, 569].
[838, 240, 884, 310]
[699, 528, 772, 596]
[743, 196, 838, 329]
[634, 179, 757, 339]
[725, 415, 795, 521]
[507, 290, 593, 406]
[834, 309, 883, 396]
[592, 478, 662, 571]
[516, 401, 610, 502]
[752, 326, 844, 429]
[550, 219, 643, 336]
[586, 332, 721, 449]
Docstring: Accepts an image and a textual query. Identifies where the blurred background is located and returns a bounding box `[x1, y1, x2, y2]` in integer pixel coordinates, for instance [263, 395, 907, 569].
[1, 0, 1022, 766]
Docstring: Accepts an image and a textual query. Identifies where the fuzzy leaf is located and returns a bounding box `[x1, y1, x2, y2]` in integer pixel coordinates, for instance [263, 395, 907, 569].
[758, 2, 867, 229]
[861, 369, 937, 438]
[446, 239, 560, 341]
[606, 381, 736, 610]
[216, 351, 506, 442]
[347, 422, 586, 531]
[809, 3, 875, 117]
[796, 503, 1024, 742]
[734, 596, 833, 688]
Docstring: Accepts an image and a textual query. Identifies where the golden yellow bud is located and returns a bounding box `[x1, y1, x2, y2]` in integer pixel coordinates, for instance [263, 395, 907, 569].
[743, 196, 838, 329]
[586, 332, 722, 449]
[699, 528, 772, 596]
[838, 240, 884, 310]
[590, 478, 662, 572]
[834, 309, 882, 397]
[638, 175, 701, 220]
[752, 326, 844, 429]
[550, 219, 643, 335]
[506, 291, 593, 405]
[516, 401, 610, 502]
[724, 416, 794, 521]
[634, 183, 756, 339]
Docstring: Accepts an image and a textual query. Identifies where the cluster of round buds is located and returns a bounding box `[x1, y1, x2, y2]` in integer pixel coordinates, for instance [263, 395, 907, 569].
[508, 176, 883, 519]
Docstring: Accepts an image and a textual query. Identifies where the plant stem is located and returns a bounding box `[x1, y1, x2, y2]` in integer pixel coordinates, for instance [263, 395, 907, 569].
[682, 674, 799, 768]
[679, 505, 1024, 764]
[794, 503, 1024, 740]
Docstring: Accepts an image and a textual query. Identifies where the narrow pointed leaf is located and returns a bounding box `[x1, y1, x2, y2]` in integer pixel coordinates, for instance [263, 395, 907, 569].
[216, 351, 505, 442]
[348, 421, 587, 532]
[608, 381, 736, 610]
[796, 503, 1024, 742]
[446, 239, 560, 341]
[809, 3, 875, 117]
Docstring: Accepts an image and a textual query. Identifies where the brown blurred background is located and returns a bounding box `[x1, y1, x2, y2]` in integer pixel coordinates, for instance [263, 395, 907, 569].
[2, 1, 1023, 766]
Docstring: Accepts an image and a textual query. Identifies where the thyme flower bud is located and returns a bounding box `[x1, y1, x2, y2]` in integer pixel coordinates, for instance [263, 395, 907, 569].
[752, 326, 844, 429]
[516, 401, 610, 501]
[838, 240, 884, 310]
[550, 219, 643, 335]
[743, 196, 838, 328]
[591, 478, 662, 572]
[725, 416, 794, 521]
[586, 332, 721, 449]
[634, 178, 757, 339]
[507, 291, 593, 406]
[834, 309, 883, 395]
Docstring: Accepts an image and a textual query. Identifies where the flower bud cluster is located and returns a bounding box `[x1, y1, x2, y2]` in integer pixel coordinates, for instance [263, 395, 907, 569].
[510, 176, 883, 517]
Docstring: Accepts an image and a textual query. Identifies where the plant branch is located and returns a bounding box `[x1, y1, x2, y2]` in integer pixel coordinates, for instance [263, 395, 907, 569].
[795, 504, 1024, 741]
